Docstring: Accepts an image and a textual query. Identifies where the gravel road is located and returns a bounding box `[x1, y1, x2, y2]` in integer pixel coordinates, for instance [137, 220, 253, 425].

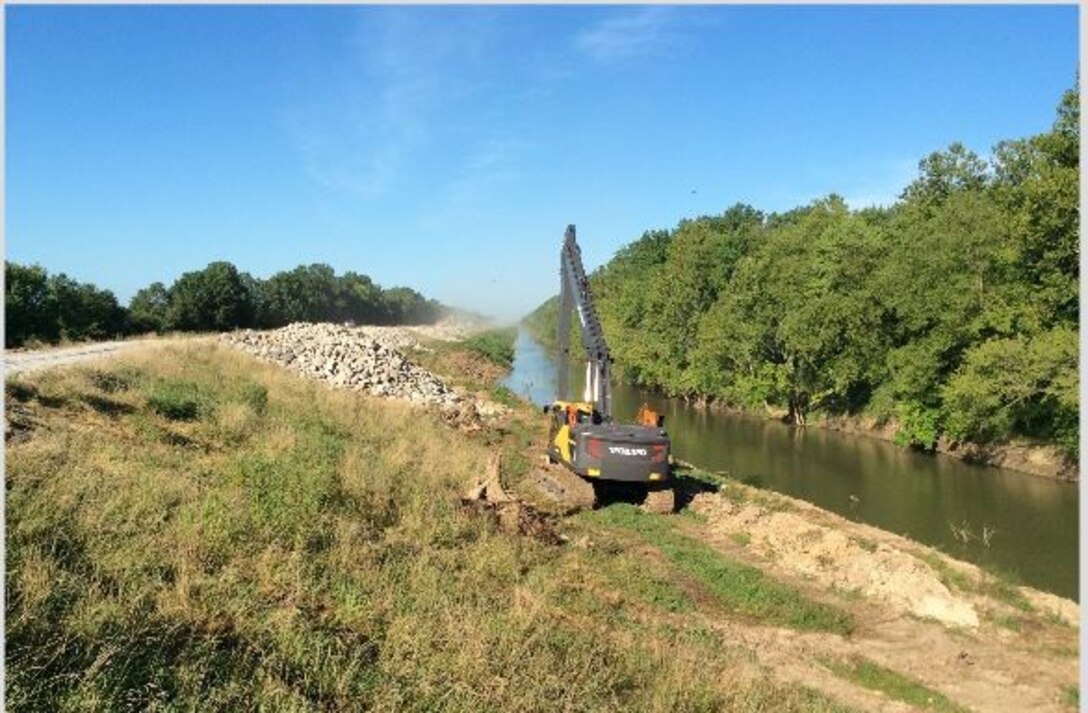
[5, 339, 166, 376]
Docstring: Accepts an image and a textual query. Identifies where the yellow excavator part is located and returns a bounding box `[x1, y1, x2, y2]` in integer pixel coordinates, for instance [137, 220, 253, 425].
[554, 423, 572, 463]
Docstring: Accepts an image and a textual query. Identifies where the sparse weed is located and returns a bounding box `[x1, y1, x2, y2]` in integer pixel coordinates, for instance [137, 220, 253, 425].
[236, 381, 268, 415]
[729, 531, 752, 546]
[980, 569, 1033, 612]
[950, 519, 975, 546]
[6, 378, 39, 402]
[1043, 607, 1075, 629]
[830, 584, 864, 602]
[676, 506, 708, 524]
[490, 383, 520, 408]
[820, 654, 969, 712]
[993, 613, 1024, 631]
[853, 537, 878, 553]
[917, 550, 974, 593]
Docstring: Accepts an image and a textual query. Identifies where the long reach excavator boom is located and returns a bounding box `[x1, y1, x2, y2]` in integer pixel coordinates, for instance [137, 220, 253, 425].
[557, 224, 612, 418]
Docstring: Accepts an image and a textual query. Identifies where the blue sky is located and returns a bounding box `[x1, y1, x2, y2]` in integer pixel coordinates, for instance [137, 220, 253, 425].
[7, 5, 1079, 321]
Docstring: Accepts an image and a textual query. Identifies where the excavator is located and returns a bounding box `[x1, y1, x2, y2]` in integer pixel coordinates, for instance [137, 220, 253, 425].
[524, 225, 675, 514]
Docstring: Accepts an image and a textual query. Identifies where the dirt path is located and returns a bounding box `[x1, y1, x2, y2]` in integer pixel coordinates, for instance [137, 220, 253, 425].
[683, 485, 1079, 712]
[6, 338, 175, 375]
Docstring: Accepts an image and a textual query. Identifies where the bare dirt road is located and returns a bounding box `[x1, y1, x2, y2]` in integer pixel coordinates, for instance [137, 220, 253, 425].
[5, 338, 172, 376]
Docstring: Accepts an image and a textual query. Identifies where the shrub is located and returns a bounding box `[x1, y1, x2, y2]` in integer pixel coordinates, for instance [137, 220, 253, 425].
[147, 380, 204, 421]
[237, 381, 268, 415]
[462, 327, 517, 368]
[85, 366, 142, 394]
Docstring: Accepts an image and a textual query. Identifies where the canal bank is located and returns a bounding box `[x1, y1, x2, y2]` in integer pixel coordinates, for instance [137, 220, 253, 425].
[503, 328, 1079, 600]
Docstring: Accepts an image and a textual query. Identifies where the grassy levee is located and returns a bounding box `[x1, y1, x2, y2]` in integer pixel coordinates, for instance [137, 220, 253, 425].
[459, 327, 517, 369]
[7, 341, 853, 711]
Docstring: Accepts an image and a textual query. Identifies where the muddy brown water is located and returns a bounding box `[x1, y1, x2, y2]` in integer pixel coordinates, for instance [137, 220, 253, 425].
[503, 329, 1079, 600]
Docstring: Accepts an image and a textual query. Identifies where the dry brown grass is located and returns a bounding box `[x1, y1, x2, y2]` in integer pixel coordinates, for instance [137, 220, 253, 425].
[6, 342, 853, 712]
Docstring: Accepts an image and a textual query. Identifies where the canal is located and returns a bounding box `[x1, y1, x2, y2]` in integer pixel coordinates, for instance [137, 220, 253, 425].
[503, 328, 1079, 600]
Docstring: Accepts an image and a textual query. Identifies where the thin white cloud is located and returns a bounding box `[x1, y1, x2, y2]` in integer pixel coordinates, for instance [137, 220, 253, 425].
[574, 7, 678, 64]
[292, 8, 497, 199]
[419, 136, 532, 229]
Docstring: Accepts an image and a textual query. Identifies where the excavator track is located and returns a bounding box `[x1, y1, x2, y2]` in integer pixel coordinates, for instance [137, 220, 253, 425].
[521, 462, 596, 514]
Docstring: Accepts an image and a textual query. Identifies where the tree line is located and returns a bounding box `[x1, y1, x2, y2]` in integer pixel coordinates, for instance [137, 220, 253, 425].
[528, 84, 1078, 456]
[6, 260, 445, 348]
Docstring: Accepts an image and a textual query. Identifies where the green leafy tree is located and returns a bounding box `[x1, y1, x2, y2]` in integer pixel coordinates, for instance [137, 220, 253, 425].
[381, 286, 441, 325]
[592, 228, 672, 382]
[636, 207, 763, 394]
[693, 197, 887, 423]
[340, 271, 384, 324]
[942, 327, 1078, 456]
[129, 282, 170, 334]
[261, 263, 341, 325]
[5, 262, 55, 346]
[523, 294, 564, 353]
[237, 272, 275, 329]
[167, 261, 254, 332]
[6, 262, 127, 345]
[871, 152, 1027, 447]
[899, 142, 990, 211]
[993, 84, 1079, 326]
[63, 280, 126, 340]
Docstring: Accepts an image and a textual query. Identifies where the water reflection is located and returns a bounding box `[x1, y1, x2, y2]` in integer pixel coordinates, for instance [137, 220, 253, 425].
[504, 328, 1079, 599]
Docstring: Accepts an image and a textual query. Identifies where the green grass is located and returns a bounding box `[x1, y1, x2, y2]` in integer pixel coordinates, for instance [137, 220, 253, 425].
[979, 570, 1033, 612]
[6, 342, 853, 712]
[489, 383, 520, 408]
[1061, 684, 1079, 709]
[683, 468, 795, 514]
[146, 378, 207, 420]
[820, 655, 968, 713]
[917, 548, 1035, 616]
[460, 326, 517, 368]
[852, 537, 878, 554]
[583, 504, 853, 635]
[992, 613, 1024, 632]
[587, 546, 695, 614]
[917, 550, 974, 593]
[729, 532, 752, 546]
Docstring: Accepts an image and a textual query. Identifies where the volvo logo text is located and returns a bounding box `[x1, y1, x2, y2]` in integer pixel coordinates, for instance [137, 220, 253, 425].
[608, 446, 648, 457]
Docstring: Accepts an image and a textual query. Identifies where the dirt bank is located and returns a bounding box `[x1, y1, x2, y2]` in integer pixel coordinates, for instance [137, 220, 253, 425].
[677, 475, 1080, 712]
[816, 414, 1077, 481]
[687, 398, 1075, 480]
[691, 492, 980, 628]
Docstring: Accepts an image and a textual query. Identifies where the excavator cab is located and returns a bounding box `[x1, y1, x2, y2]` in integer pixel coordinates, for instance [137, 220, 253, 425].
[542, 401, 601, 428]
